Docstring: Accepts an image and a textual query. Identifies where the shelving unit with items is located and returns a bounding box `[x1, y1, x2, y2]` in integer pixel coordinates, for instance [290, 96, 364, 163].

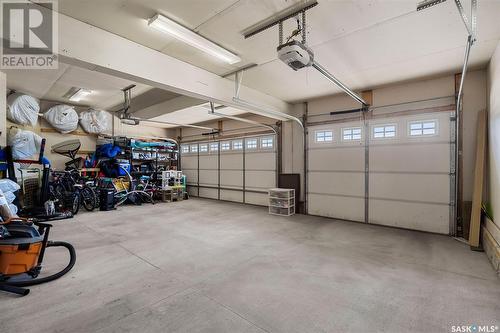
[159, 170, 185, 202]
[268, 188, 295, 216]
[127, 139, 179, 183]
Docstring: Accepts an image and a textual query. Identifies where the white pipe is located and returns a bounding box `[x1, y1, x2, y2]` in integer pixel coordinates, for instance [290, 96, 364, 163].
[454, 34, 473, 235]
[232, 97, 304, 130]
[208, 102, 277, 134]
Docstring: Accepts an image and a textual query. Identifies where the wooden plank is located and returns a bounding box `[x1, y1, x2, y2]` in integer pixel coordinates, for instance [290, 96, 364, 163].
[469, 110, 487, 248]
[482, 226, 500, 275]
[485, 217, 500, 246]
[40, 128, 97, 137]
[361, 90, 373, 106]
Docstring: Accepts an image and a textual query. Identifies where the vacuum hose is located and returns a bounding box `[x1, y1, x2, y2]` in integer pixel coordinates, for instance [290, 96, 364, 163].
[6, 241, 76, 288]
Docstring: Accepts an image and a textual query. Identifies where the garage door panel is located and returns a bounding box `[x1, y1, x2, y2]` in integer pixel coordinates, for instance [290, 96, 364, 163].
[221, 154, 243, 169]
[221, 170, 243, 187]
[370, 144, 450, 172]
[199, 155, 218, 169]
[245, 152, 275, 170]
[199, 188, 218, 199]
[220, 189, 243, 203]
[182, 135, 276, 205]
[183, 170, 197, 183]
[307, 108, 452, 234]
[182, 156, 198, 169]
[245, 192, 268, 206]
[245, 171, 274, 189]
[370, 173, 450, 203]
[370, 200, 449, 234]
[308, 147, 364, 171]
[309, 172, 364, 197]
[308, 194, 364, 222]
[187, 187, 198, 197]
[199, 170, 218, 185]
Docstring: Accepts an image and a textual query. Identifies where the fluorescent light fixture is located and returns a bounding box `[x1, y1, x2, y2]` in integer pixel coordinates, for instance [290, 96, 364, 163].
[148, 14, 241, 64]
[68, 88, 92, 102]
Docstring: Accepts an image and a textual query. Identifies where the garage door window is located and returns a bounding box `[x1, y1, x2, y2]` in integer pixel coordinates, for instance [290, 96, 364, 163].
[233, 140, 243, 150]
[190, 144, 198, 153]
[315, 130, 333, 142]
[221, 142, 230, 151]
[181, 145, 190, 153]
[409, 120, 437, 136]
[210, 143, 219, 152]
[199, 144, 208, 152]
[261, 137, 274, 149]
[373, 125, 396, 139]
[342, 127, 362, 141]
[246, 138, 257, 149]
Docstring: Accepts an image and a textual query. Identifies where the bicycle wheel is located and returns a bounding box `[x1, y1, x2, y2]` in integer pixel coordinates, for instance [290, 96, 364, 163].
[80, 186, 97, 211]
[71, 190, 80, 215]
[114, 191, 128, 207]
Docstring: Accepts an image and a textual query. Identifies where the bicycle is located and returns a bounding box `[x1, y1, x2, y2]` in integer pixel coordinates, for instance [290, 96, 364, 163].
[48, 171, 80, 215]
[67, 170, 98, 212]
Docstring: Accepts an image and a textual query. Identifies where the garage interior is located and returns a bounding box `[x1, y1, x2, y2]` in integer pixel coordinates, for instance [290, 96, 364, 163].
[0, 0, 499, 332]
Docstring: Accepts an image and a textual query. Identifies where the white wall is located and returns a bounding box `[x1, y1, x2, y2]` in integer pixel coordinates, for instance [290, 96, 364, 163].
[178, 114, 277, 141]
[487, 41, 500, 228]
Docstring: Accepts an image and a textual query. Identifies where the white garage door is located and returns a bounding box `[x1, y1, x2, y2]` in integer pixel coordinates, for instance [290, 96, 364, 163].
[307, 106, 455, 234]
[181, 135, 277, 206]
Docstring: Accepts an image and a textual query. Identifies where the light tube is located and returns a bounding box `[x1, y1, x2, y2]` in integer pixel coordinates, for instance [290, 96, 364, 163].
[148, 14, 241, 64]
[69, 88, 92, 102]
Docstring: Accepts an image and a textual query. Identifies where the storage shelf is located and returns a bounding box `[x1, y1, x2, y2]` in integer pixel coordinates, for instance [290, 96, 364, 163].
[268, 188, 295, 216]
[268, 204, 295, 208]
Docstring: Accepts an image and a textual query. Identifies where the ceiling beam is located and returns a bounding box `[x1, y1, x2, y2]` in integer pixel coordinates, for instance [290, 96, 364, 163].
[34, 5, 292, 116]
[133, 95, 206, 119]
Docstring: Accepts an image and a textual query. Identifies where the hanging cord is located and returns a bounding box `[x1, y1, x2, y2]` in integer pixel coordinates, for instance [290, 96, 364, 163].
[285, 16, 302, 43]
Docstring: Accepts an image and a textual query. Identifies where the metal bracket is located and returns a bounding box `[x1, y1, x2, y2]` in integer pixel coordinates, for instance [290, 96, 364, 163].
[242, 0, 318, 39]
[454, 0, 477, 41]
[234, 71, 243, 99]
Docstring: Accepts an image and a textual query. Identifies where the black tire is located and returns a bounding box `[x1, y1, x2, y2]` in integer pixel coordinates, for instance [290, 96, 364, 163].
[80, 187, 96, 211]
[71, 191, 80, 215]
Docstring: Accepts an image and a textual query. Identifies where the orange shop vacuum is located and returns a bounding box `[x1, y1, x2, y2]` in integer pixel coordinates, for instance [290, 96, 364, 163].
[0, 218, 76, 296]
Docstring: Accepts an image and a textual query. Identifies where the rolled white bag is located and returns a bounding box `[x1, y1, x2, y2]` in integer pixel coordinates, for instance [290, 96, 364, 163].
[7, 93, 40, 127]
[79, 109, 111, 134]
[7, 128, 43, 160]
[44, 105, 79, 134]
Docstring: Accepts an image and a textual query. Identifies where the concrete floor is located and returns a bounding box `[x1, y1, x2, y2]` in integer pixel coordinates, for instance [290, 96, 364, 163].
[0, 198, 499, 333]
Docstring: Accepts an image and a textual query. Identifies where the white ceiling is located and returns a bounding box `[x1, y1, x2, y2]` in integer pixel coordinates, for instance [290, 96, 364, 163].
[4, 64, 154, 109]
[47, 0, 500, 103]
